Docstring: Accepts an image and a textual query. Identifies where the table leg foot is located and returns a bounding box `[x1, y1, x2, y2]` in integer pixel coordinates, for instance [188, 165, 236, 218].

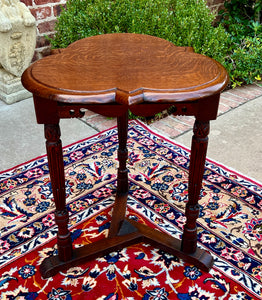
[40, 218, 213, 278]
[40, 229, 142, 278]
[127, 218, 214, 272]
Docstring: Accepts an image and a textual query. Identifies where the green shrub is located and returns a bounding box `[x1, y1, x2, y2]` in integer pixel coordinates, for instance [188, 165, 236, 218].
[50, 0, 228, 64]
[224, 36, 262, 88]
[219, 0, 262, 87]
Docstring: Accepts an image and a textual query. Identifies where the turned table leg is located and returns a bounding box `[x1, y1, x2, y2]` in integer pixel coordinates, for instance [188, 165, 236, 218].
[181, 119, 209, 253]
[44, 123, 73, 261]
[39, 117, 213, 278]
[109, 111, 129, 237]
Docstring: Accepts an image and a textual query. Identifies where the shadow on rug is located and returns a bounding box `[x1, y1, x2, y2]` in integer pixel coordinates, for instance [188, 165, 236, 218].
[0, 120, 261, 299]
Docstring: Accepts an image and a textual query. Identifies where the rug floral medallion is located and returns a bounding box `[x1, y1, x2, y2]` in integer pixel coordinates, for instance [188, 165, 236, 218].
[0, 120, 261, 299]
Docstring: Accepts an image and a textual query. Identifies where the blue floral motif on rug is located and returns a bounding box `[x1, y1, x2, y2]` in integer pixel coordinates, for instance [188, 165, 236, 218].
[0, 120, 261, 299]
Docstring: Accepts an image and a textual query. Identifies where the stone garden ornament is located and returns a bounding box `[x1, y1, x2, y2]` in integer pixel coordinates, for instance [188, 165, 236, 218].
[0, 0, 36, 104]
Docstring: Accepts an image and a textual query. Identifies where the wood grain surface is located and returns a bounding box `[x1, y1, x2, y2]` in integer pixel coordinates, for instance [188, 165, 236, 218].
[22, 33, 228, 105]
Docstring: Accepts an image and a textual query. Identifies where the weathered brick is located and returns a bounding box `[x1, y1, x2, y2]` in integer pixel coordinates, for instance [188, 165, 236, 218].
[37, 46, 52, 58]
[53, 4, 66, 17]
[31, 7, 52, 21]
[242, 84, 262, 96]
[218, 102, 231, 115]
[254, 83, 262, 91]
[228, 87, 257, 100]
[34, 0, 60, 5]
[37, 20, 57, 34]
[221, 92, 247, 103]
[36, 35, 51, 48]
[32, 51, 38, 62]
[84, 115, 117, 132]
[174, 115, 195, 127]
[164, 116, 191, 132]
[150, 121, 181, 138]
[21, 0, 33, 6]
[219, 97, 240, 109]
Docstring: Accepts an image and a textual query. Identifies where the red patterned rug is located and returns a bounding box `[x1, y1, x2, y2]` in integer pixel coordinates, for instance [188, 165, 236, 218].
[0, 120, 261, 299]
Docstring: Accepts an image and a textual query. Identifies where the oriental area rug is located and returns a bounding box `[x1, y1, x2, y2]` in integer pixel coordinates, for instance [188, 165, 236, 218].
[0, 120, 262, 299]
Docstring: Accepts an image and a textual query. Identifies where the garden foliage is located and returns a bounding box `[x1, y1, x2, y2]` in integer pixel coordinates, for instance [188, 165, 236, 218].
[50, 0, 262, 88]
[219, 0, 262, 87]
[51, 0, 228, 65]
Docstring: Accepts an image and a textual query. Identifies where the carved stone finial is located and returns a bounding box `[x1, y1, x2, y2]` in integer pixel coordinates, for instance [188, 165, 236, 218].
[0, 0, 36, 104]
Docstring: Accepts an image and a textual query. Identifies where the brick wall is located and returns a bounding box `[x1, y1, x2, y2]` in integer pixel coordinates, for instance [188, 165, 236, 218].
[20, 0, 67, 60]
[21, 0, 225, 61]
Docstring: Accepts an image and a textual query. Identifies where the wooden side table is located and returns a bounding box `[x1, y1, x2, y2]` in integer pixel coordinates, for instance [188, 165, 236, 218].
[22, 33, 228, 278]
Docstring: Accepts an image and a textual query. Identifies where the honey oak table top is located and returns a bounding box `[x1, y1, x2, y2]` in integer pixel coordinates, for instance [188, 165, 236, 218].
[22, 33, 228, 106]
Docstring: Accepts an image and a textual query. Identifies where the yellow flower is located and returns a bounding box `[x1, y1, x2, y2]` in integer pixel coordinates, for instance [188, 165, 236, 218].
[255, 75, 261, 81]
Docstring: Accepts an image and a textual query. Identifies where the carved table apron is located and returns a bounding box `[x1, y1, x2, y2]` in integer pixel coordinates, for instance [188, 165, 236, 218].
[22, 33, 229, 278]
